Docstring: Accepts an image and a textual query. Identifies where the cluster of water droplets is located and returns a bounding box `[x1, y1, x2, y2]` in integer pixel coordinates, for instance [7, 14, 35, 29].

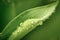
[19, 19, 43, 30]
[8, 19, 44, 40]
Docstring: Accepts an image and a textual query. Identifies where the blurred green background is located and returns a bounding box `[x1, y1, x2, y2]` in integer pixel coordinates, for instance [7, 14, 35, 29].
[0, 0, 60, 40]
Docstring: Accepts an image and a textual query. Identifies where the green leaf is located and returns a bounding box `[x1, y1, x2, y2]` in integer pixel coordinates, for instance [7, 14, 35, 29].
[22, 1, 60, 40]
[1, 1, 58, 40]
[0, 0, 43, 32]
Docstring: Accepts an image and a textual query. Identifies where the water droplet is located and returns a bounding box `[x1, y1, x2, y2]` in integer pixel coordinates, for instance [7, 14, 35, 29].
[20, 23, 23, 26]
[17, 27, 23, 32]
[39, 21, 43, 25]
[31, 21, 34, 24]
[12, 31, 17, 35]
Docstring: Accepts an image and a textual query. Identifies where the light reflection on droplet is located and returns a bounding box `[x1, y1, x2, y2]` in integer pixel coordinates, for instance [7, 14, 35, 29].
[19, 23, 23, 26]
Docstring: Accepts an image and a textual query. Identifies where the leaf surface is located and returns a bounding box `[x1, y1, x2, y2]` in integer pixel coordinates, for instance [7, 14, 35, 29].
[0, 1, 58, 40]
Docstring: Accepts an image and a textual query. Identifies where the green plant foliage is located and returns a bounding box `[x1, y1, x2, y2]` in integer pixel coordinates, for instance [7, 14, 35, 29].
[0, 0, 60, 40]
[8, 2, 58, 40]
[0, 0, 43, 32]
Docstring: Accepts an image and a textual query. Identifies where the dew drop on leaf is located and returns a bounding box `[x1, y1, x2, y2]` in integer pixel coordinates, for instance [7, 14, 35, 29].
[19, 23, 23, 26]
